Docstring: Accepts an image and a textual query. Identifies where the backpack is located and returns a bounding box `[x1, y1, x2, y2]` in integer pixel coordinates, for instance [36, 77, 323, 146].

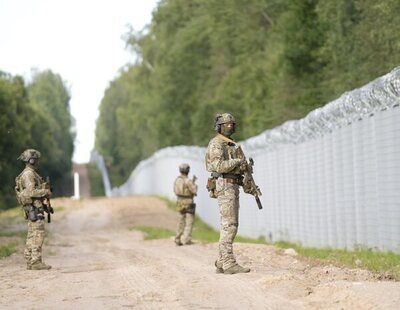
[14, 172, 32, 205]
[174, 176, 186, 196]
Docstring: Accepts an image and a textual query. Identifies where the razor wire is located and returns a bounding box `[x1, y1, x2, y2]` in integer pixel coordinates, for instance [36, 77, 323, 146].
[91, 67, 400, 253]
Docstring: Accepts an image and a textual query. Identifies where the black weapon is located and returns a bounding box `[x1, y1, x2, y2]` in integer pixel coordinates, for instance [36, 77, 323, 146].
[44, 176, 54, 223]
[237, 151, 263, 210]
[217, 134, 263, 210]
[244, 157, 263, 210]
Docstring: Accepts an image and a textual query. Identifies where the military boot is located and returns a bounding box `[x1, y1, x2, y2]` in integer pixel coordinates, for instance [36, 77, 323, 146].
[27, 264, 32, 270]
[175, 238, 183, 246]
[31, 262, 52, 270]
[215, 260, 224, 274]
[223, 264, 250, 274]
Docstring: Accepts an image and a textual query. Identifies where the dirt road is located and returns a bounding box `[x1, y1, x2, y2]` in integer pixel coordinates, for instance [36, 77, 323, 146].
[0, 197, 399, 309]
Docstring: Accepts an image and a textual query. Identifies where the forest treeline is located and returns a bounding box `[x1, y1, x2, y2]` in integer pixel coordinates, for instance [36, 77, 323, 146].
[0, 70, 75, 210]
[96, 0, 400, 186]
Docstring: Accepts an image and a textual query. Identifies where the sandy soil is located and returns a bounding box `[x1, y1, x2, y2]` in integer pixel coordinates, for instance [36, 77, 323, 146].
[0, 196, 399, 309]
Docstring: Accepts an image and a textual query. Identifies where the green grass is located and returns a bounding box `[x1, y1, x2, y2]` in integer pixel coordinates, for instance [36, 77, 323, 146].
[150, 197, 400, 280]
[275, 241, 400, 280]
[0, 206, 27, 258]
[138, 197, 269, 245]
[191, 217, 219, 243]
[158, 196, 176, 211]
[130, 226, 175, 240]
[0, 231, 26, 238]
[0, 206, 24, 222]
[0, 243, 18, 258]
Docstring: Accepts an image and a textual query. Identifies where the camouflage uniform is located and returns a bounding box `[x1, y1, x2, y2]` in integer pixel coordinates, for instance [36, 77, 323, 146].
[205, 113, 250, 274]
[174, 164, 198, 245]
[15, 149, 52, 270]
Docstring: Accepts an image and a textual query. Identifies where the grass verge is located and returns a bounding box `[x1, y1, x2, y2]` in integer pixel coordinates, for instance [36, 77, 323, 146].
[0, 243, 18, 258]
[0, 206, 26, 258]
[276, 241, 400, 280]
[130, 226, 175, 240]
[143, 197, 400, 280]
[134, 197, 269, 245]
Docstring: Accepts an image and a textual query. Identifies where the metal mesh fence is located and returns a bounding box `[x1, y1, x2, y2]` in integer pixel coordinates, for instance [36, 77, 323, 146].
[92, 67, 400, 253]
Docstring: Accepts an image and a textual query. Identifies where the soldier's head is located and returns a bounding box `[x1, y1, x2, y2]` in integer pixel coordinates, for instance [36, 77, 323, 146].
[214, 113, 236, 137]
[18, 149, 41, 166]
[179, 163, 190, 175]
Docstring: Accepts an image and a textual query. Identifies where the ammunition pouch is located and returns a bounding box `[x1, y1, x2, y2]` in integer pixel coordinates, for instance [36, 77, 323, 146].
[23, 205, 44, 222]
[206, 177, 217, 199]
[187, 203, 196, 215]
[176, 199, 189, 212]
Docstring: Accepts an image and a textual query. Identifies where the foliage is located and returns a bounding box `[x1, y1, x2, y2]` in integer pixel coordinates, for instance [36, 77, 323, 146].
[0, 70, 75, 209]
[27, 70, 75, 196]
[95, 0, 400, 185]
[87, 164, 105, 197]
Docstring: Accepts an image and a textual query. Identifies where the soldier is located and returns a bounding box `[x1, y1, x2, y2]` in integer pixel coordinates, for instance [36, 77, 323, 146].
[15, 149, 53, 270]
[173, 163, 198, 246]
[205, 113, 250, 274]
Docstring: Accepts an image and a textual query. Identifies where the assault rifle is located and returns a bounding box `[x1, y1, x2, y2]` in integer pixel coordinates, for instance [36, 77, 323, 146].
[218, 134, 263, 210]
[43, 176, 54, 223]
[237, 149, 263, 210]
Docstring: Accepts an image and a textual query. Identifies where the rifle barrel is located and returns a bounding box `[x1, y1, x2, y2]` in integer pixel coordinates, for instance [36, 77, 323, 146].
[255, 196, 263, 210]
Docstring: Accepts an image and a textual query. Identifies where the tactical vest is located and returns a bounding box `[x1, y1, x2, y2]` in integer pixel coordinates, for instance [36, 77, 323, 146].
[205, 134, 243, 174]
[15, 168, 44, 206]
[15, 172, 31, 205]
[174, 176, 193, 198]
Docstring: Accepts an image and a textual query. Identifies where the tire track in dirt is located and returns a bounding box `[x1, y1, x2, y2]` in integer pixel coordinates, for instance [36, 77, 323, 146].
[0, 197, 399, 309]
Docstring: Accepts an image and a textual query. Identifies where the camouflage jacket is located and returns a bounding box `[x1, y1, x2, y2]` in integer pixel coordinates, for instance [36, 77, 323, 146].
[205, 134, 243, 175]
[174, 174, 197, 203]
[15, 166, 48, 206]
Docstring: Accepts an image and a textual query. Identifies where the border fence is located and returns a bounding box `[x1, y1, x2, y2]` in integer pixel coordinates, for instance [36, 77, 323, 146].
[92, 67, 400, 253]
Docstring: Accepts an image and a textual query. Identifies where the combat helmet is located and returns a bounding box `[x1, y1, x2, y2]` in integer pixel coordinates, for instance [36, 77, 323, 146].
[179, 163, 190, 174]
[18, 149, 41, 162]
[214, 113, 236, 131]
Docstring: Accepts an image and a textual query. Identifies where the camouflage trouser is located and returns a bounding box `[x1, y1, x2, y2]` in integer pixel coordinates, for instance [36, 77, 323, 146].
[215, 178, 239, 270]
[175, 202, 195, 244]
[24, 220, 45, 266]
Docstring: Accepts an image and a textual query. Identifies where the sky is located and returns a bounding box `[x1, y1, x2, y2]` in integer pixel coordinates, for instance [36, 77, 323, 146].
[0, 0, 158, 163]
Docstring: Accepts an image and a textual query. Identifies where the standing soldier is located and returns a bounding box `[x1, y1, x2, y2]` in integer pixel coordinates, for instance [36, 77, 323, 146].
[174, 163, 198, 246]
[15, 149, 53, 270]
[205, 113, 250, 274]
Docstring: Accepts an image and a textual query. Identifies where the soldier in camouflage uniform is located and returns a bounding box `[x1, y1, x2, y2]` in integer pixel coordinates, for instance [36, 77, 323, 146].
[205, 113, 250, 274]
[174, 163, 198, 246]
[15, 149, 52, 270]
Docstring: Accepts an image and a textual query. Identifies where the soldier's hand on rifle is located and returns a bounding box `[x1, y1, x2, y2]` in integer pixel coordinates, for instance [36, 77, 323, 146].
[239, 159, 248, 172]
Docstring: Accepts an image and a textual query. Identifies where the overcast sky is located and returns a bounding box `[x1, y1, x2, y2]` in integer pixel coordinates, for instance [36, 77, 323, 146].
[0, 0, 158, 163]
